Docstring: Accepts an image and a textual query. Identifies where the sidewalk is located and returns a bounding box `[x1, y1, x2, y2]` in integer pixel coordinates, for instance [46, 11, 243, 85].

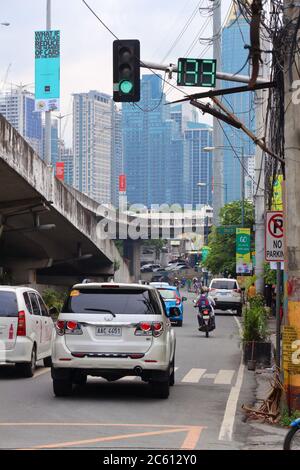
[241, 316, 287, 450]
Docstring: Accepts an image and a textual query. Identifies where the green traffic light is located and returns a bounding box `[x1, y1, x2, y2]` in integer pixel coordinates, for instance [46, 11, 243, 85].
[119, 80, 133, 94]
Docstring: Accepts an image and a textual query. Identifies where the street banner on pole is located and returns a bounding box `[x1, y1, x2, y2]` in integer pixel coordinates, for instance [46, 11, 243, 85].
[265, 211, 284, 262]
[119, 174, 126, 193]
[236, 228, 252, 274]
[35, 30, 60, 112]
[55, 162, 64, 181]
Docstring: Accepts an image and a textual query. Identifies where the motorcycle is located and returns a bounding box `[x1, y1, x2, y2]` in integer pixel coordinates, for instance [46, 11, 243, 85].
[194, 296, 215, 338]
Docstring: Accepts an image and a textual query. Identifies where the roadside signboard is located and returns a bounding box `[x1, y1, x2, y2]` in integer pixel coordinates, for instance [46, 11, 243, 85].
[236, 228, 252, 274]
[217, 225, 241, 235]
[271, 175, 283, 211]
[265, 211, 284, 262]
[201, 246, 210, 262]
[35, 30, 60, 112]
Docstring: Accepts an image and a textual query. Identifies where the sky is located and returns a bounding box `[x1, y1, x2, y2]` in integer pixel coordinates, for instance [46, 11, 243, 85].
[0, 0, 231, 145]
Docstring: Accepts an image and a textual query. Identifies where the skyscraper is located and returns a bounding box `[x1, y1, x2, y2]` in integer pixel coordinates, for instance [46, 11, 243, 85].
[111, 105, 123, 207]
[60, 143, 73, 187]
[73, 91, 113, 204]
[0, 88, 42, 156]
[122, 74, 189, 207]
[184, 122, 213, 208]
[222, 4, 255, 203]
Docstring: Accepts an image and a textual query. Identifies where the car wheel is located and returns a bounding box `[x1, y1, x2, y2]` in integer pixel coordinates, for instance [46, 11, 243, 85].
[177, 320, 183, 327]
[236, 306, 242, 316]
[73, 374, 87, 387]
[16, 345, 37, 378]
[43, 356, 52, 368]
[169, 357, 175, 386]
[53, 379, 73, 397]
[150, 379, 170, 399]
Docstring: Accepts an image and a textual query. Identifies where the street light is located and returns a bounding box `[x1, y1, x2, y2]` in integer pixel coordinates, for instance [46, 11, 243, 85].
[54, 112, 72, 161]
[197, 181, 228, 204]
[203, 145, 250, 227]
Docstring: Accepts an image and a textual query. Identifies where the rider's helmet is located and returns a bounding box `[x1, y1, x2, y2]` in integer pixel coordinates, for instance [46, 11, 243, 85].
[193, 277, 198, 282]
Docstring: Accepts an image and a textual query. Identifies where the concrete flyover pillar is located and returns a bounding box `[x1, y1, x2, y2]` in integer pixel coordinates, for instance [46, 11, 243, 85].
[123, 240, 141, 283]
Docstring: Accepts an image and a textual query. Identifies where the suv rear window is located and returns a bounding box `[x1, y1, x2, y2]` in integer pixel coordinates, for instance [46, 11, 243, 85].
[63, 288, 161, 315]
[211, 280, 238, 290]
[0, 291, 18, 317]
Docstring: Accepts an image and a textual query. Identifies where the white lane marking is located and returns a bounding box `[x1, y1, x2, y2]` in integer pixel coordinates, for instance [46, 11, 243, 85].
[218, 316, 244, 441]
[34, 368, 50, 378]
[214, 370, 235, 385]
[233, 315, 243, 336]
[203, 373, 217, 379]
[181, 368, 206, 383]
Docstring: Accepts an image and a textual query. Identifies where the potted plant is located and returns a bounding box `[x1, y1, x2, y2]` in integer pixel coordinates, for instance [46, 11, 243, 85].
[242, 294, 272, 368]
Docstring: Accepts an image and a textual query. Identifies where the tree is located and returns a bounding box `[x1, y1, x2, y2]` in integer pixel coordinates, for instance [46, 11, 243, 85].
[203, 200, 254, 277]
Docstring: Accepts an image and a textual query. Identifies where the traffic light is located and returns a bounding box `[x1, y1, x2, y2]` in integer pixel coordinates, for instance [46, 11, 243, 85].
[113, 39, 140, 102]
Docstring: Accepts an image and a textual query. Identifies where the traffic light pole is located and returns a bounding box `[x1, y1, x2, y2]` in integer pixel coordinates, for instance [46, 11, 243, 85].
[140, 61, 269, 85]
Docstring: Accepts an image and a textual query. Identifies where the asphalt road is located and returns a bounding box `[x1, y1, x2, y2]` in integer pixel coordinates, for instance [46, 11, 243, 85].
[0, 290, 253, 450]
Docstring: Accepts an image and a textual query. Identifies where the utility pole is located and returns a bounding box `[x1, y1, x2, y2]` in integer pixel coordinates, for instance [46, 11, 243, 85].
[241, 147, 245, 228]
[44, 0, 52, 165]
[212, 0, 223, 226]
[254, 15, 268, 295]
[284, 0, 300, 409]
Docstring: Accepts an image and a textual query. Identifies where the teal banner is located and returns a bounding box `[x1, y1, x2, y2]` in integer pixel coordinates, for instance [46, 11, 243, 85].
[35, 30, 60, 111]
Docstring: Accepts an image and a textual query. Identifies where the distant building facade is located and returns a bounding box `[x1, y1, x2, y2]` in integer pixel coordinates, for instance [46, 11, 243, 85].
[184, 122, 213, 208]
[73, 91, 113, 204]
[111, 106, 123, 207]
[60, 144, 73, 186]
[0, 88, 43, 156]
[222, 4, 255, 203]
[122, 74, 190, 207]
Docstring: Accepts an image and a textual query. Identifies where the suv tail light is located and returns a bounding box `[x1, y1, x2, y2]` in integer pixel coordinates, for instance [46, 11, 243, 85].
[17, 311, 26, 336]
[152, 322, 164, 337]
[233, 289, 241, 294]
[134, 322, 164, 337]
[55, 320, 83, 336]
[175, 295, 181, 305]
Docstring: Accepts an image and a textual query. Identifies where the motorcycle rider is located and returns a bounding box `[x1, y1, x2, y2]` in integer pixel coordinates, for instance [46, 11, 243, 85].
[192, 277, 201, 293]
[194, 286, 216, 330]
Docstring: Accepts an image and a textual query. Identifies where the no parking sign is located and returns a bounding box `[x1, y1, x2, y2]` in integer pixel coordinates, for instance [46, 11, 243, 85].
[265, 211, 284, 262]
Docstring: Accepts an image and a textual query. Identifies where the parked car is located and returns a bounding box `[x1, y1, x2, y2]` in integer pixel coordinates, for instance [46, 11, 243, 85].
[141, 264, 161, 273]
[154, 285, 186, 327]
[0, 286, 54, 377]
[51, 283, 176, 398]
[209, 278, 243, 315]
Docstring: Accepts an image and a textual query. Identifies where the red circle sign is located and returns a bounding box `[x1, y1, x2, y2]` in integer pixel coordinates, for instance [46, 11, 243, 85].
[268, 213, 283, 239]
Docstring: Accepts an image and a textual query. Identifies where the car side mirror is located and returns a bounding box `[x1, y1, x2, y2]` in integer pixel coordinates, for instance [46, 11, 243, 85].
[169, 307, 180, 318]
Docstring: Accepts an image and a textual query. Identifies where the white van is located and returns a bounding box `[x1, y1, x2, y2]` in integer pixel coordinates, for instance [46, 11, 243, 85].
[0, 286, 54, 377]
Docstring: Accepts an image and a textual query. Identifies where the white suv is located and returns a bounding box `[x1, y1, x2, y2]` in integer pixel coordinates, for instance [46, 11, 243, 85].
[0, 286, 54, 377]
[52, 283, 176, 399]
[209, 278, 243, 316]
